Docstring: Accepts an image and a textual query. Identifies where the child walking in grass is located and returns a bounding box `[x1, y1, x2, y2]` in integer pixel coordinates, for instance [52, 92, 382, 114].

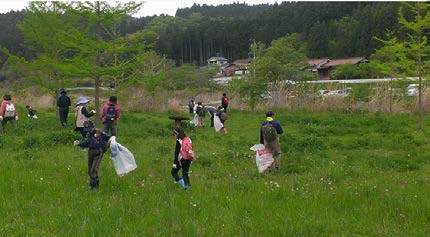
[74, 120, 111, 191]
[171, 128, 194, 190]
[26, 105, 38, 119]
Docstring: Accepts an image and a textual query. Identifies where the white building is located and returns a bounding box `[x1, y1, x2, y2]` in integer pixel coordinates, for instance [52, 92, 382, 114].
[207, 56, 228, 65]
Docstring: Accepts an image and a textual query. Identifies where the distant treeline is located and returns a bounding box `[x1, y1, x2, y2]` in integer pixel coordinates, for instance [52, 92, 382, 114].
[0, 2, 401, 66]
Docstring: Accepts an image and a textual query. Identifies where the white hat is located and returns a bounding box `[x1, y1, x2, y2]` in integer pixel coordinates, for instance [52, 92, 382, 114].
[76, 97, 89, 105]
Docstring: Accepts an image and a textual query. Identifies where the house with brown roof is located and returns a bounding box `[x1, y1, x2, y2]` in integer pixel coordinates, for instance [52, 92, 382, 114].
[316, 57, 368, 79]
[223, 58, 251, 76]
[308, 58, 330, 72]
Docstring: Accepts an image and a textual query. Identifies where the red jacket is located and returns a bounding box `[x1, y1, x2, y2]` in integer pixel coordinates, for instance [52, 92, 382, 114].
[101, 102, 120, 124]
[0, 100, 18, 118]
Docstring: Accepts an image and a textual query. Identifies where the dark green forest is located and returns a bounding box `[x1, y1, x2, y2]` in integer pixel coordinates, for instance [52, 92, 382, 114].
[0, 2, 401, 67]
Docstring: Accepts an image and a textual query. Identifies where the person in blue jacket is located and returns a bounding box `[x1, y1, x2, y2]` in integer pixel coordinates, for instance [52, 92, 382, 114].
[75, 120, 111, 190]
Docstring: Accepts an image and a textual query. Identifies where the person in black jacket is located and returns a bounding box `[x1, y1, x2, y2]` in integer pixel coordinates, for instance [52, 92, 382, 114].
[171, 127, 193, 190]
[57, 89, 71, 128]
[260, 110, 283, 171]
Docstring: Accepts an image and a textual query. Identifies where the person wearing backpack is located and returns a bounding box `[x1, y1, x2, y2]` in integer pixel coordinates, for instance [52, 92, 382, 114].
[57, 89, 71, 128]
[221, 93, 229, 113]
[75, 97, 96, 139]
[195, 102, 205, 127]
[101, 96, 120, 136]
[74, 120, 111, 191]
[215, 106, 228, 134]
[260, 110, 283, 171]
[0, 94, 18, 132]
[171, 127, 194, 190]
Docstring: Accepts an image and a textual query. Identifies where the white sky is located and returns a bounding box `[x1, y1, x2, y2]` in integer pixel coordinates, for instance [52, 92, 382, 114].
[0, 0, 280, 17]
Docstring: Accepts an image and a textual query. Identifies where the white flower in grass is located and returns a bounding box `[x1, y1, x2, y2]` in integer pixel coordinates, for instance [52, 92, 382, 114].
[192, 203, 197, 207]
[40, 178, 43, 181]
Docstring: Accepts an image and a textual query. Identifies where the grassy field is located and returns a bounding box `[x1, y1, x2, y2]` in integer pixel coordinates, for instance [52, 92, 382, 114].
[0, 108, 429, 236]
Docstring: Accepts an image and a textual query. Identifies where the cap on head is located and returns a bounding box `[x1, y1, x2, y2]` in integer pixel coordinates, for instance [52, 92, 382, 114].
[83, 120, 94, 132]
[266, 110, 274, 117]
[60, 88, 67, 94]
[3, 94, 11, 100]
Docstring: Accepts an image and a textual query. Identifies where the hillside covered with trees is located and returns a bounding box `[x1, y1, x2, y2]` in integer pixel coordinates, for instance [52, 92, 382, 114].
[0, 2, 401, 66]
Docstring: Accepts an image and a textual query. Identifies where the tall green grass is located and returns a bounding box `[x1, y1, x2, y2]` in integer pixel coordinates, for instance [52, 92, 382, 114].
[0, 107, 429, 236]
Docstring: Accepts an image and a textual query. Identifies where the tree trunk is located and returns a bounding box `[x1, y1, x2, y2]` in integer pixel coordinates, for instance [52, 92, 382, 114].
[94, 1, 101, 126]
[418, 69, 423, 130]
[417, 30, 423, 130]
[199, 38, 203, 66]
[389, 77, 393, 113]
[180, 46, 183, 65]
[189, 38, 192, 63]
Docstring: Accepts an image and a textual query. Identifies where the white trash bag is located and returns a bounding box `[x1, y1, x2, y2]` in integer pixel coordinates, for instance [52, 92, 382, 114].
[109, 136, 137, 176]
[190, 113, 199, 126]
[250, 144, 273, 173]
[214, 115, 223, 132]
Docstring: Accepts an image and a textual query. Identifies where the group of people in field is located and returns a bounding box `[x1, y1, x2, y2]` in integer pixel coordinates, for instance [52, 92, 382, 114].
[58, 89, 121, 190]
[188, 93, 229, 134]
[1, 90, 284, 191]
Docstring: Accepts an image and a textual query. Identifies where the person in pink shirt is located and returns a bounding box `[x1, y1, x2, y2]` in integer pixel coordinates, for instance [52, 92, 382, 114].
[101, 96, 120, 136]
[0, 94, 18, 132]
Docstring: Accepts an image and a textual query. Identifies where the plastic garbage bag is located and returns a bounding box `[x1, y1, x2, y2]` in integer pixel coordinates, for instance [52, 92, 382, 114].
[189, 114, 199, 126]
[109, 136, 137, 176]
[214, 115, 223, 132]
[250, 144, 273, 173]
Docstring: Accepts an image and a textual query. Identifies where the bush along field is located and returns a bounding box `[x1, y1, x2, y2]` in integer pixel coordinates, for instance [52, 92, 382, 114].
[0, 107, 429, 236]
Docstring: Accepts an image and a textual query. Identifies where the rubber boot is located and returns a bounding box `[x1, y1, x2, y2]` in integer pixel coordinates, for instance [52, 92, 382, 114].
[177, 178, 186, 188]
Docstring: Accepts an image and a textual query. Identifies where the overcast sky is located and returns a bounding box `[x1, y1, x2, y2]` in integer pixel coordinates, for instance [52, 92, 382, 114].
[0, 0, 280, 17]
